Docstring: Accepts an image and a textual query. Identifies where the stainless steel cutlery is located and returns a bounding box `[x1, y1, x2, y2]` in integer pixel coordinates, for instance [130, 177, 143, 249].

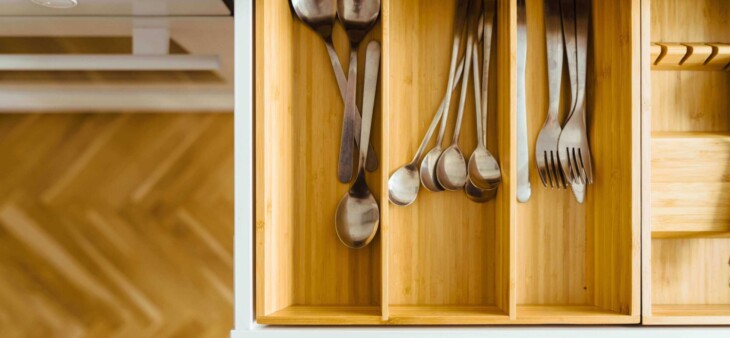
[536, 0, 593, 203]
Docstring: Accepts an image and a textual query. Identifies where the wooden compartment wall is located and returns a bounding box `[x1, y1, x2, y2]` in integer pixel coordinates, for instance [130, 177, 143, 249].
[642, 0, 730, 325]
[254, 0, 640, 325]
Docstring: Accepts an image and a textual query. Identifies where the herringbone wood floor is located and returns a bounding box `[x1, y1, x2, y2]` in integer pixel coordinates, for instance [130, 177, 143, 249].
[0, 114, 234, 338]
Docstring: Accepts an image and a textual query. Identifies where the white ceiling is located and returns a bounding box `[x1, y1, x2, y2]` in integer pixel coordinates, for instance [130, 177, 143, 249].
[0, 0, 231, 16]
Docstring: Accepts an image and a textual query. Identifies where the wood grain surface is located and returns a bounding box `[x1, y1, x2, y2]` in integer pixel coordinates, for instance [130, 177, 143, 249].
[0, 113, 233, 338]
[255, 0, 639, 325]
[644, 0, 730, 325]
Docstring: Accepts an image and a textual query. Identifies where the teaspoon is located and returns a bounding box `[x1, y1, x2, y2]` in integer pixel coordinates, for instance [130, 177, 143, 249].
[335, 41, 381, 249]
[290, 0, 378, 172]
[419, 0, 469, 192]
[467, 2, 501, 191]
[388, 57, 467, 206]
[336, 0, 381, 183]
[436, 0, 482, 191]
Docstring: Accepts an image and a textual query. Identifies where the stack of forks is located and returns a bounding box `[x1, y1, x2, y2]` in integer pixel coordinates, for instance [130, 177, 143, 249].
[535, 0, 593, 203]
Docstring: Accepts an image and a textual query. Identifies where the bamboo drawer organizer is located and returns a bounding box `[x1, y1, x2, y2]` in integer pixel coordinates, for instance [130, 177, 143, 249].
[642, 0, 730, 326]
[255, 0, 639, 326]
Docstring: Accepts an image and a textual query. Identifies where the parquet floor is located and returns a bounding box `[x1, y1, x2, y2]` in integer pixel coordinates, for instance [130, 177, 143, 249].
[0, 114, 234, 338]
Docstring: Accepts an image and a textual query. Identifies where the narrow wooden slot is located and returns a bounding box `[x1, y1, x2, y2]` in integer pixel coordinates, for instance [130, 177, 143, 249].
[655, 43, 687, 66]
[650, 44, 662, 65]
[255, 0, 385, 325]
[651, 132, 730, 239]
[680, 43, 713, 66]
[515, 0, 639, 324]
[647, 238, 730, 325]
[706, 43, 730, 68]
[384, 0, 514, 325]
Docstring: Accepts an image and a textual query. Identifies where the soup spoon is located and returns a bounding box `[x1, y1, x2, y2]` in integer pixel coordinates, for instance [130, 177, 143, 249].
[388, 57, 467, 206]
[335, 41, 381, 249]
[419, 0, 469, 192]
[436, 0, 481, 191]
[336, 0, 381, 183]
[290, 0, 378, 172]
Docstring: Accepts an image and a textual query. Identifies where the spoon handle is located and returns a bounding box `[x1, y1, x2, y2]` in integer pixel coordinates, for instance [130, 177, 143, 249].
[483, 0, 496, 144]
[359, 41, 381, 171]
[471, 40, 483, 148]
[410, 55, 467, 165]
[450, 14, 476, 145]
[337, 47, 359, 183]
[325, 38, 379, 172]
[435, 0, 469, 147]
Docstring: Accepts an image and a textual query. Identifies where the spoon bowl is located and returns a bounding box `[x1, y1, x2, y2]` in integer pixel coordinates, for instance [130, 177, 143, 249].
[464, 177, 497, 203]
[388, 164, 420, 206]
[436, 145, 467, 190]
[336, 173, 380, 248]
[420, 148, 445, 192]
[291, 0, 337, 37]
[337, 0, 381, 43]
[468, 146, 501, 190]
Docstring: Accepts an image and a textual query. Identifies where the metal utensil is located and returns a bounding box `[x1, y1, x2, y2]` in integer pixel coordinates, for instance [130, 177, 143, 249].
[291, 0, 378, 173]
[335, 41, 381, 249]
[336, 0, 381, 183]
[535, 0, 567, 189]
[467, 2, 500, 192]
[436, 0, 482, 191]
[388, 57, 467, 206]
[558, 0, 584, 202]
[516, 0, 531, 202]
[558, 0, 593, 197]
[465, 178, 498, 203]
[465, 28, 499, 202]
[420, 0, 469, 192]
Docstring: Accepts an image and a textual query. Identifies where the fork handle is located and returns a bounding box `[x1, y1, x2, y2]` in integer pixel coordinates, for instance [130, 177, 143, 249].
[516, 0, 531, 203]
[544, 0, 564, 119]
[560, 0, 579, 123]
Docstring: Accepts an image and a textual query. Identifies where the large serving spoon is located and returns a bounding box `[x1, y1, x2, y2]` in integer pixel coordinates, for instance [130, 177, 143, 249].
[336, 0, 381, 183]
[291, 0, 378, 172]
[419, 0, 469, 192]
[436, 0, 482, 191]
[467, 1, 501, 191]
[388, 57, 467, 206]
[335, 41, 381, 249]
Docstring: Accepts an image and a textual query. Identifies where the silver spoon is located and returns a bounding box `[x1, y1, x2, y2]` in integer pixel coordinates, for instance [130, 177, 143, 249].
[388, 57, 467, 206]
[335, 41, 381, 249]
[336, 0, 381, 183]
[419, 0, 469, 192]
[464, 20, 497, 203]
[436, 0, 481, 191]
[290, 0, 378, 172]
[467, 2, 501, 191]
[465, 178, 498, 203]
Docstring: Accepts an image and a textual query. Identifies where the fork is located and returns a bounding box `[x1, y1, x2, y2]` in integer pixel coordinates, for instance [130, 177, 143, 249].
[535, 0, 566, 188]
[558, 0, 593, 185]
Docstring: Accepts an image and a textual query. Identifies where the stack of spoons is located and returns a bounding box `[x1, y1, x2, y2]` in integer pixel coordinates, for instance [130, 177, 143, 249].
[388, 0, 501, 207]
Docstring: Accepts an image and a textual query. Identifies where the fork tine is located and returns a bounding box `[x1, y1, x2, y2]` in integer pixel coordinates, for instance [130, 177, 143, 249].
[554, 152, 568, 189]
[572, 148, 585, 185]
[537, 151, 548, 187]
[545, 151, 556, 188]
[580, 148, 594, 184]
[560, 147, 573, 184]
[545, 151, 554, 188]
[548, 151, 561, 189]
